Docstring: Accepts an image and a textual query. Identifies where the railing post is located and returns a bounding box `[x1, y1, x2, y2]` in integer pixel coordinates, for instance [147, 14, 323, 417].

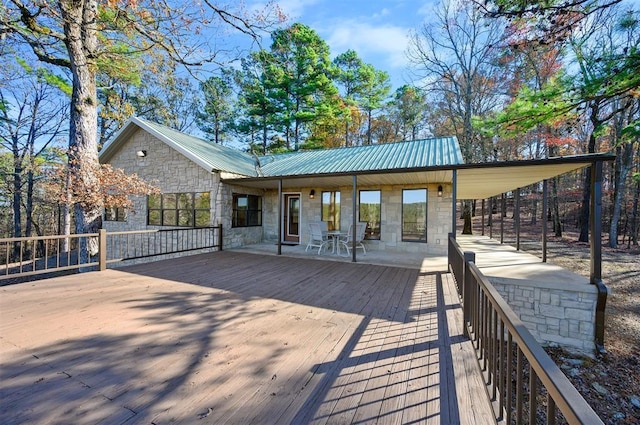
[217, 224, 223, 251]
[98, 229, 107, 271]
[462, 251, 475, 337]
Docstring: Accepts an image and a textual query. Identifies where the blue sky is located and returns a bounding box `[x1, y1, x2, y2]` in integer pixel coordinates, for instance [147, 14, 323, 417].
[270, 1, 438, 89]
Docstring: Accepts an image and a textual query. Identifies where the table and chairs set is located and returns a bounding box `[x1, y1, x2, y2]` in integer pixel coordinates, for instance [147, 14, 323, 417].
[305, 222, 367, 256]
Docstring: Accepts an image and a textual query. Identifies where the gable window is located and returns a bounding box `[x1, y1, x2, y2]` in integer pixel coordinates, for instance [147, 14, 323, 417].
[233, 194, 262, 227]
[402, 189, 427, 242]
[321, 191, 340, 231]
[147, 192, 211, 227]
[105, 206, 126, 222]
[359, 190, 381, 240]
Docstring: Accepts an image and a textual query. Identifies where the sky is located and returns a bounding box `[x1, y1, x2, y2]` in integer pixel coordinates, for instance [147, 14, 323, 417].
[263, 0, 439, 90]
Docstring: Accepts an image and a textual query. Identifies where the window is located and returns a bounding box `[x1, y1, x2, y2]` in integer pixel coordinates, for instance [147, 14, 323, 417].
[104, 207, 126, 222]
[233, 194, 262, 227]
[321, 191, 340, 231]
[402, 189, 427, 242]
[359, 190, 381, 240]
[147, 192, 211, 227]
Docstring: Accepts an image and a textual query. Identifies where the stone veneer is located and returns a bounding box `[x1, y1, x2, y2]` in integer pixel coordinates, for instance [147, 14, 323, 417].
[103, 127, 261, 250]
[490, 276, 598, 353]
[262, 184, 453, 256]
[104, 127, 453, 256]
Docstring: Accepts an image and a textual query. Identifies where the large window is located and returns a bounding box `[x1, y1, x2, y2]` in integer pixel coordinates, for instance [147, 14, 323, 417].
[359, 190, 381, 240]
[321, 191, 340, 231]
[402, 189, 427, 242]
[233, 194, 262, 227]
[104, 206, 126, 222]
[147, 192, 211, 227]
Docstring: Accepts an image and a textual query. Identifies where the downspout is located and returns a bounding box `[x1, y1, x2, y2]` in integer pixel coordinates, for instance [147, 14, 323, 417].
[590, 161, 607, 354]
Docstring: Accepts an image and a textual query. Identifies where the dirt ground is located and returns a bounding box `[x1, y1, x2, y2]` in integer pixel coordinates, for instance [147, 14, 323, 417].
[470, 217, 640, 424]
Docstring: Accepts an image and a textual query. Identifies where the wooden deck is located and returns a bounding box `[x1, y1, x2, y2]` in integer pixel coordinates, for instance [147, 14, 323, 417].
[0, 252, 494, 424]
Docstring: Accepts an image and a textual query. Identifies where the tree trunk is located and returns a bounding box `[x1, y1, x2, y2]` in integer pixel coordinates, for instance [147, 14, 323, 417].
[60, 0, 102, 261]
[462, 200, 472, 235]
[609, 142, 634, 248]
[11, 161, 22, 261]
[630, 177, 640, 247]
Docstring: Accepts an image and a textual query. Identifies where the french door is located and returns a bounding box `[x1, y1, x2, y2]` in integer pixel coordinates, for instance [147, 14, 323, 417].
[283, 194, 300, 243]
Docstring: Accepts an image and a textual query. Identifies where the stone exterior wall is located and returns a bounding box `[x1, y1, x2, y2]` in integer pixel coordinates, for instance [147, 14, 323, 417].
[490, 277, 598, 353]
[104, 126, 452, 255]
[262, 183, 453, 255]
[103, 127, 219, 232]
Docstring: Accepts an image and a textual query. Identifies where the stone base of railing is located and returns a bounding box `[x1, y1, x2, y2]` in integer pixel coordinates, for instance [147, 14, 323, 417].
[490, 276, 597, 354]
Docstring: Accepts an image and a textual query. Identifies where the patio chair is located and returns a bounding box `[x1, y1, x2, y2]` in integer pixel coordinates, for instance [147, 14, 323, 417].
[338, 222, 367, 256]
[305, 222, 330, 254]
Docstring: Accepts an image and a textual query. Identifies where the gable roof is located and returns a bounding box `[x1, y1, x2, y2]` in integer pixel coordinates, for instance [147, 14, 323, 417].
[99, 117, 259, 176]
[99, 117, 464, 177]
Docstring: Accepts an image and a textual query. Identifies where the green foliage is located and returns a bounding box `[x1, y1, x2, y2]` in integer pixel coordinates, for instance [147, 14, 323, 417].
[15, 58, 72, 96]
[484, 76, 573, 136]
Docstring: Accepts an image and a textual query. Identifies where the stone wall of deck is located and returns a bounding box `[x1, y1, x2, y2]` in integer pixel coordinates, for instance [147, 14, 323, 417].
[490, 277, 598, 353]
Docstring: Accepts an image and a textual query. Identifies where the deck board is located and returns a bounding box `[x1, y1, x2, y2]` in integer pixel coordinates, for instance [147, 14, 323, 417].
[0, 251, 495, 424]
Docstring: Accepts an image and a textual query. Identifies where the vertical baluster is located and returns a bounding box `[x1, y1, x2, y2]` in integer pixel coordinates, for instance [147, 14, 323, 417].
[499, 320, 506, 420]
[4, 242, 8, 276]
[547, 394, 557, 425]
[516, 348, 524, 425]
[483, 293, 489, 371]
[506, 333, 513, 425]
[44, 238, 49, 270]
[529, 366, 538, 425]
[492, 309, 498, 399]
[19, 240, 24, 273]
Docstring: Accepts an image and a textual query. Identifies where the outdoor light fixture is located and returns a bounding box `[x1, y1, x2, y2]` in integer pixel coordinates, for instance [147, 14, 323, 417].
[437, 185, 443, 197]
[136, 150, 147, 158]
[309, 189, 315, 199]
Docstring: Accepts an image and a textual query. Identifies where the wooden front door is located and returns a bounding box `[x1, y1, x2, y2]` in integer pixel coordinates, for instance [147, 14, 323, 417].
[283, 194, 300, 243]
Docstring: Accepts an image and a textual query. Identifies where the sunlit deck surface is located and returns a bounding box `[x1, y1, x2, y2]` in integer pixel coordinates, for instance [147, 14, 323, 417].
[0, 250, 495, 424]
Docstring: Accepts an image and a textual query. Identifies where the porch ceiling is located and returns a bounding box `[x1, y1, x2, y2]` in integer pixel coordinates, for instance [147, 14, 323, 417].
[455, 161, 591, 199]
[222, 153, 614, 199]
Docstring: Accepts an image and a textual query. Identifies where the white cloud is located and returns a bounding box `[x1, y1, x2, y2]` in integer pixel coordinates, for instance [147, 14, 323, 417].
[324, 20, 411, 69]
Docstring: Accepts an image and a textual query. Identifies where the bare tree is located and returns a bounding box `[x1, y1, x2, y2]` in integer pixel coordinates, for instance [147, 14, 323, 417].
[1, 0, 282, 261]
[0, 65, 68, 258]
[407, 0, 506, 233]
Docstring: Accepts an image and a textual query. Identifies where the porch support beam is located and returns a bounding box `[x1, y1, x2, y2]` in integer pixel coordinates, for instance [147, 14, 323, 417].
[501, 193, 505, 244]
[590, 161, 607, 353]
[352, 174, 357, 262]
[515, 188, 521, 250]
[489, 197, 493, 239]
[277, 179, 282, 255]
[542, 180, 548, 263]
[452, 170, 457, 239]
[481, 199, 485, 236]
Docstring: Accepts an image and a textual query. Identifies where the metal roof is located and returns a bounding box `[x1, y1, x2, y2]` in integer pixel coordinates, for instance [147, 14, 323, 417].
[99, 117, 258, 176]
[100, 118, 463, 178]
[258, 137, 463, 176]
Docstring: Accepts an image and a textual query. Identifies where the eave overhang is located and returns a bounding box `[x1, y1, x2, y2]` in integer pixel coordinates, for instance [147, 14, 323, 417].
[222, 153, 615, 199]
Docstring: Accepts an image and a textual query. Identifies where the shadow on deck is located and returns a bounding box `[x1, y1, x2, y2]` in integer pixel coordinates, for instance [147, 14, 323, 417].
[0, 251, 494, 424]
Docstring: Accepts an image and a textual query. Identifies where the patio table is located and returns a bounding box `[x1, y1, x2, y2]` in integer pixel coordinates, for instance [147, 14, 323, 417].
[325, 231, 345, 255]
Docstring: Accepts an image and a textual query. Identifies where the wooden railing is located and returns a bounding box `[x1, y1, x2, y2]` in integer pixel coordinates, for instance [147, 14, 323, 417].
[0, 226, 222, 282]
[448, 234, 603, 424]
